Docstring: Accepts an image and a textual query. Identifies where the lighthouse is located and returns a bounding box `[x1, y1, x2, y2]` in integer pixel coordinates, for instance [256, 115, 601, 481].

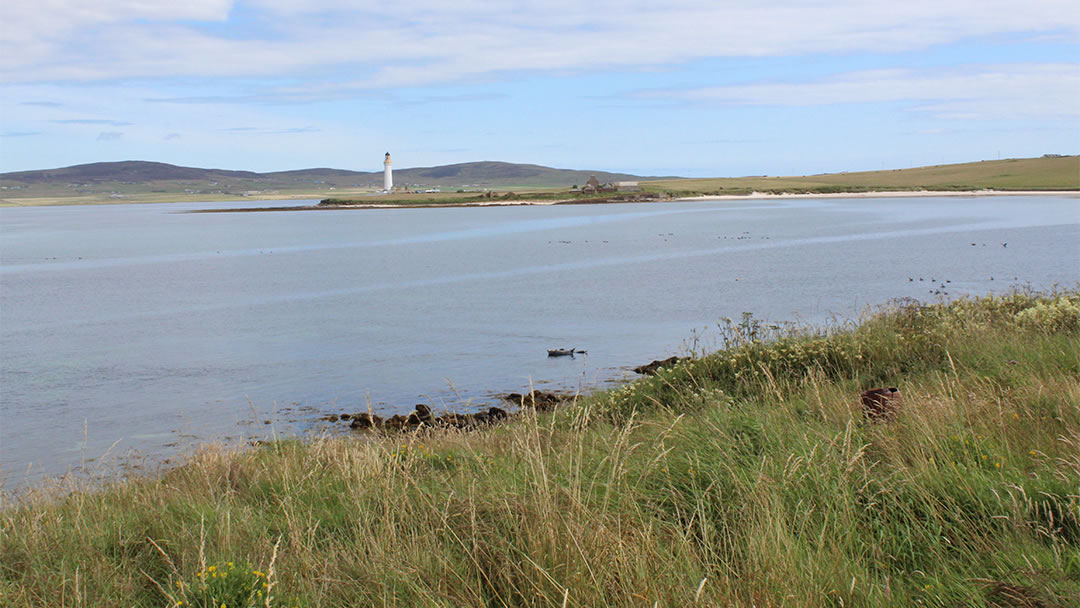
[383, 152, 393, 191]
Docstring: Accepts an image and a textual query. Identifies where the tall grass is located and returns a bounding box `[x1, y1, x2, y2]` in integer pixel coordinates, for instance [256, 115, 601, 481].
[2, 291, 1078, 607]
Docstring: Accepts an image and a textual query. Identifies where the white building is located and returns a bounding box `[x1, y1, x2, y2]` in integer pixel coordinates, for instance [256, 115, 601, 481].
[383, 152, 393, 191]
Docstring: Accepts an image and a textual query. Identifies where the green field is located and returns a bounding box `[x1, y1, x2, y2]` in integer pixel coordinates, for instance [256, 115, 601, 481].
[3, 290, 1079, 607]
[643, 155, 1080, 194]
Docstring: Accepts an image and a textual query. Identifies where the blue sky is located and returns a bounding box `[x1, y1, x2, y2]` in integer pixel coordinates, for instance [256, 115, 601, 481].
[1, 1, 1077, 177]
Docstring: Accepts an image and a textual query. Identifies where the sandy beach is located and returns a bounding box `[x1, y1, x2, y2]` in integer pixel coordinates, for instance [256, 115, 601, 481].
[685, 189, 1079, 201]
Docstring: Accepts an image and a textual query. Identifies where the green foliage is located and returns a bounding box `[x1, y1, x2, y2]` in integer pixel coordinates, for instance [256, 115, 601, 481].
[163, 561, 284, 608]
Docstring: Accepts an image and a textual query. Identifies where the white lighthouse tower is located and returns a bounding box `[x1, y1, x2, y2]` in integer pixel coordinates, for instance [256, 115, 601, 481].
[383, 152, 393, 192]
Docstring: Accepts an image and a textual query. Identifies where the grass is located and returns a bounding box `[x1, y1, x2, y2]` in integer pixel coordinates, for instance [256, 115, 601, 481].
[643, 155, 1080, 194]
[2, 290, 1079, 607]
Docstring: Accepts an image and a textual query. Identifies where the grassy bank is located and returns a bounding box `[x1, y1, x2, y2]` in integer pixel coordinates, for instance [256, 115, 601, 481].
[3, 291, 1079, 607]
[643, 155, 1080, 195]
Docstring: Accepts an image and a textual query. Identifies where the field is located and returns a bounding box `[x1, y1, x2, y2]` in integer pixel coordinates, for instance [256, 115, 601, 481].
[643, 155, 1080, 194]
[3, 289, 1079, 607]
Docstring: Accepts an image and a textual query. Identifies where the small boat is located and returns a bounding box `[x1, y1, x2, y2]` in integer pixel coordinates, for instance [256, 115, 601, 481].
[548, 348, 586, 357]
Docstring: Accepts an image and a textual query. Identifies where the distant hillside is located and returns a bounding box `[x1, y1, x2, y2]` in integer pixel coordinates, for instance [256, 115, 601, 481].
[392, 161, 648, 187]
[1, 161, 260, 183]
[644, 155, 1080, 193]
[0, 160, 665, 189]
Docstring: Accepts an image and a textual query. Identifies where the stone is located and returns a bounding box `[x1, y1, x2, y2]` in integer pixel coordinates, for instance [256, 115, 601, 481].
[633, 356, 683, 375]
[861, 387, 902, 421]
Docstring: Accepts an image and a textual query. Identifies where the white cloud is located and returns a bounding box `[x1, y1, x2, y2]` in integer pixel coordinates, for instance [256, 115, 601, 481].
[2, 1, 1078, 86]
[638, 63, 1080, 120]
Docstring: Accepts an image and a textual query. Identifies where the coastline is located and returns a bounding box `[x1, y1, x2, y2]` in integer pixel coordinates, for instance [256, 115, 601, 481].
[186, 189, 1079, 213]
[4, 189, 1075, 210]
[684, 189, 1079, 201]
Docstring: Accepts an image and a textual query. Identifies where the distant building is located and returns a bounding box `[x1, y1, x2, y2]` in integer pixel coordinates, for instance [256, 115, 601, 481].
[581, 175, 617, 194]
[582, 175, 602, 194]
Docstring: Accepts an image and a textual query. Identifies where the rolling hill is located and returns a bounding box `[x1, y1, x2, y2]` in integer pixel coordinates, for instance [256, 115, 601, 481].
[644, 155, 1079, 193]
[1, 160, 660, 189]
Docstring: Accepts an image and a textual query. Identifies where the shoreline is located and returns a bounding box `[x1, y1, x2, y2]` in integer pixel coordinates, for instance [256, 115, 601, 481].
[187, 189, 1079, 213]
[3, 189, 1075, 210]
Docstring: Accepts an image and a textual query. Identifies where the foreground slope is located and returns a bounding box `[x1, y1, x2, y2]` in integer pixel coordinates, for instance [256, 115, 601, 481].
[2, 290, 1079, 607]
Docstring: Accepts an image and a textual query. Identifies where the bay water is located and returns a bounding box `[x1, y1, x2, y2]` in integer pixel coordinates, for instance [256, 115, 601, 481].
[1, 195, 1077, 487]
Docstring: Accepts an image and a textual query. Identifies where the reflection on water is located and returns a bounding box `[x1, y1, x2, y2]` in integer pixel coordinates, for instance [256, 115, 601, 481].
[1, 195, 1078, 485]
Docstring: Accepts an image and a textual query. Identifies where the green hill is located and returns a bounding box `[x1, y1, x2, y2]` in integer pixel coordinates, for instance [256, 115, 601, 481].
[645, 155, 1080, 193]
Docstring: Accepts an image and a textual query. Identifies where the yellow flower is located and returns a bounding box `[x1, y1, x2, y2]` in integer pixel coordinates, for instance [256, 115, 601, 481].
[995, 462, 1001, 468]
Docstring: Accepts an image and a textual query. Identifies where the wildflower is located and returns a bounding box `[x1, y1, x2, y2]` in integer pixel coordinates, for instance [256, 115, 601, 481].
[995, 462, 1001, 468]
[1029, 450, 1037, 456]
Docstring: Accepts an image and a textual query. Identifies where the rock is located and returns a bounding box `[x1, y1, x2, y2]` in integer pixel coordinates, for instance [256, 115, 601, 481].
[502, 391, 571, 411]
[383, 415, 408, 431]
[403, 404, 434, 427]
[861, 387, 902, 421]
[348, 412, 382, 430]
[633, 356, 683, 375]
[435, 413, 472, 429]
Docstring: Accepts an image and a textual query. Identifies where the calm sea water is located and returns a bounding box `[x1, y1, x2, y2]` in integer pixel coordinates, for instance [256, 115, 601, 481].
[1, 196, 1077, 486]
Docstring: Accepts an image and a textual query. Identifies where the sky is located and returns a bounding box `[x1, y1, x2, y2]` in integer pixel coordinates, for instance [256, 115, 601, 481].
[1, 1, 1078, 177]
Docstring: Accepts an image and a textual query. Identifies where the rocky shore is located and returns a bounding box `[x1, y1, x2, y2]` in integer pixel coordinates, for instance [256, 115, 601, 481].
[314, 356, 686, 434]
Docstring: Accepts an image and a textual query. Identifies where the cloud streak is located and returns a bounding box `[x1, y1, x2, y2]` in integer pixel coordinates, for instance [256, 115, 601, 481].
[3, 1, 1078, 88]
[635, 63, 1080, 120]
[53, 118, 133, 126]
